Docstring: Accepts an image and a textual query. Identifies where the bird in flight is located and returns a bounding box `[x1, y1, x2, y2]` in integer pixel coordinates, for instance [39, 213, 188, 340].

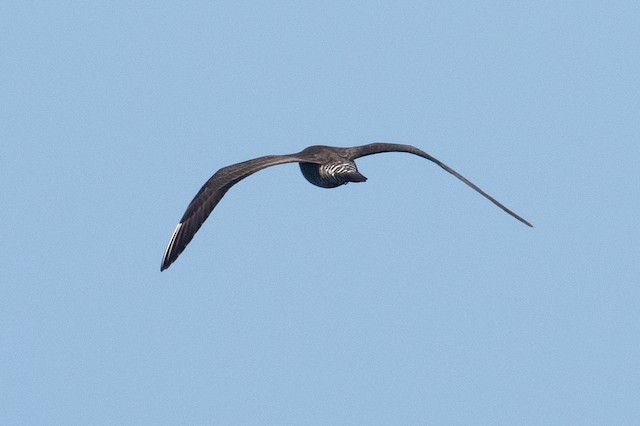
[161, 143, 532, 271]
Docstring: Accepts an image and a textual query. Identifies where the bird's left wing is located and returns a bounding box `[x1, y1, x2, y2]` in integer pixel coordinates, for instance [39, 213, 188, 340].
[161, 154, 310, 271]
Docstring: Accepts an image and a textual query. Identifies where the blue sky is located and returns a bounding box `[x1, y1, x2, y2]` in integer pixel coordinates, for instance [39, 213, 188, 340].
[2, 1, 639, 424]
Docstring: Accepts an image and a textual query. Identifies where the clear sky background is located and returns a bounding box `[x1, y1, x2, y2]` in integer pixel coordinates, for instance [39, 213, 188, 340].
[2, 1, 639, 424]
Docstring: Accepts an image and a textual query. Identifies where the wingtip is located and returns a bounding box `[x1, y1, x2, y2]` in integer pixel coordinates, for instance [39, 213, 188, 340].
[160, 222, 183, 272]
[519, 216, 534, 228]
[160, 254, 172, 272]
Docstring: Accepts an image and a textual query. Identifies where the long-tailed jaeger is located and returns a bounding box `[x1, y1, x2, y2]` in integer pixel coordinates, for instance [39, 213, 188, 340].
[161, 143, 532, 271]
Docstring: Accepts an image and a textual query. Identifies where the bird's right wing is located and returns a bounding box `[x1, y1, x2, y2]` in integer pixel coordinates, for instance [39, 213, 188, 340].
[346, 143, 533, 228]
[161, 154, 310, 271]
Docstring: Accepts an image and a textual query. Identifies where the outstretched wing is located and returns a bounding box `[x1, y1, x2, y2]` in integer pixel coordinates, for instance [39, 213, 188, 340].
[346, 143, 533, 227]
[161, 154, 311, 271]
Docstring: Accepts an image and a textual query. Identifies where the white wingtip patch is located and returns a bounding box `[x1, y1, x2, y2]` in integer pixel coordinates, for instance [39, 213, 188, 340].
[161, 222, 183, 270]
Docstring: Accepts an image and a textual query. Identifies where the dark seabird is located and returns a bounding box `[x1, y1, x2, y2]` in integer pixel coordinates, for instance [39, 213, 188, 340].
[161, 143, 532, 271]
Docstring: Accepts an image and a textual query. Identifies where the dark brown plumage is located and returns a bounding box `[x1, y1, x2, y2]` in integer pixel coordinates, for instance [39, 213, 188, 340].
[161, 143, 532, 271]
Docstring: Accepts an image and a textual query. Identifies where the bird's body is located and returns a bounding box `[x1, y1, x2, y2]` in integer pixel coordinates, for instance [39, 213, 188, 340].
[298, 145, 367, 187]
[161, 143, 532, 271]
[299, 160, 366, 187]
